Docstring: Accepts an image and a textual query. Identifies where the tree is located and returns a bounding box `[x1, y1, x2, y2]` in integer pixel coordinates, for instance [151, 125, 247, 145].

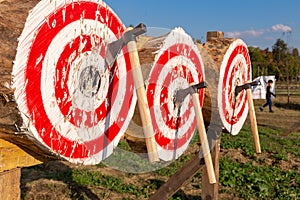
[292, 48, 300, 82]
[249, 47, 277, 78]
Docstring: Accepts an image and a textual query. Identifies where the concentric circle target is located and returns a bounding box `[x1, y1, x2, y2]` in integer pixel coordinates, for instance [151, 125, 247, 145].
[146, 28, 205, 161]
[12, 0, 136, 164]
[218, 39, 251, 135]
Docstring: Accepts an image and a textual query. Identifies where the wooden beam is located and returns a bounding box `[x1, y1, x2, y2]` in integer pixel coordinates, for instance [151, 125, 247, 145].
[149, 154, 205, 200]
[0, 139, 41, 173]
[201, 138, 221, 200]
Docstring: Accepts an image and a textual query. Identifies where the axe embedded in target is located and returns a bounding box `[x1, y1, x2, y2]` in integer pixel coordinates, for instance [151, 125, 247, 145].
[126, 27, 207, 162]
[12, 0, 138, 165]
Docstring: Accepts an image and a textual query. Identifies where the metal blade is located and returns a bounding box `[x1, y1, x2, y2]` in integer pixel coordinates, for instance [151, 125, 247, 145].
[104, 39, 125, 71]
[174, 82, 207, 105]
[235, 80, 260, 96]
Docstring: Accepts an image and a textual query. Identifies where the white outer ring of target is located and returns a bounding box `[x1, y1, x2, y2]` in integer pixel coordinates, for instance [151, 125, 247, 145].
[12, 0, 136, 164]
[218, 39, 251, 136]
[148, 28, 205, 161]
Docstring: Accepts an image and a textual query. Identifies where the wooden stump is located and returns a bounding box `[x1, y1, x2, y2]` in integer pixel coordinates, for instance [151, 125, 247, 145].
[126, 28, 206, 161]
[0, 0, 56, 161]
[1, 0, 138, 165]
[201, 33, 252, 135]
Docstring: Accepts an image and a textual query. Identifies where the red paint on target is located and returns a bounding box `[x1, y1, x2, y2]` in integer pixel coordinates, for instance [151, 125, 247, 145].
[146, 28, 205, 161]
[13, 0, 136, 164]
[218, 40, 251, 135]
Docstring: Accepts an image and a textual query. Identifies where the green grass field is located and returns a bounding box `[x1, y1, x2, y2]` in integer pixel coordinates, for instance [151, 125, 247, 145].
[21, 96, 300, 200]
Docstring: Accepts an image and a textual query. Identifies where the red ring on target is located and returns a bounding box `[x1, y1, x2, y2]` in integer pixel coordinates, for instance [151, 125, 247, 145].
[146, 28, 205, 161]
[218, 39, 251, 135]
[55, 35, 110, 128]
[13, 1, 136, 164]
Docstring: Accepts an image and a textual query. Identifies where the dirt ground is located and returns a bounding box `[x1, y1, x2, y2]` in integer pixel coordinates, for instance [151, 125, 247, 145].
[19, 96, 300, 200]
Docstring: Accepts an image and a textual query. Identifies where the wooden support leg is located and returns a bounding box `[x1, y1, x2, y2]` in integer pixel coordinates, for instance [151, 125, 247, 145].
[201, 138, 221, 200]
[127, 35, 159, 163]
[246, 88, 261, 154]
[191, 93, 216, 184]
[0, 168, 21, 200]
[149, 154, 205, 200]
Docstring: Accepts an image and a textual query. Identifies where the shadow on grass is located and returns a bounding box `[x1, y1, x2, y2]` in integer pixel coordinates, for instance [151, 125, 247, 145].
[275, 102, 300, 111]
[21, 161, 99, 200]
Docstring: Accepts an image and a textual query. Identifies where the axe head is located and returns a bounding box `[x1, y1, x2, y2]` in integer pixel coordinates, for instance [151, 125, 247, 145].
[235, 80, 260, 96]
[174, 82, 207, 105]
[105, 39, 125, 69]
[104, 23, 147, 70]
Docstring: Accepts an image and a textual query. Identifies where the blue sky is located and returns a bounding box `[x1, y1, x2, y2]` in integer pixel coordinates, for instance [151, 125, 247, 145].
[105, 0, 300, 51]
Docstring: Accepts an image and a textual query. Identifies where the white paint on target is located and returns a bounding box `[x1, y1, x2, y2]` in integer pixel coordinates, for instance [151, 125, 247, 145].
[217, 39, 251, 135]
[146, 27, 205, 161]
[12, 0, 137, 165]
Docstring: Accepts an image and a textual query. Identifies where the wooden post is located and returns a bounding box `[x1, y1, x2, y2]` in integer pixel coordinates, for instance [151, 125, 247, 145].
[0, 168, 21, 200]
[191, 92, 216, 184]
[0, 138, 41, 200]
[246, 88, 261, 154]
[201, 137, 221, 200]
[127, 31, 159, 163]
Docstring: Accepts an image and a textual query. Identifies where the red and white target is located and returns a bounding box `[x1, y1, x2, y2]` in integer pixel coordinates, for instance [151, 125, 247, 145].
[146, 28, 205, 161]
[12, 0, 136, 165]
[218, 39, 251, 135]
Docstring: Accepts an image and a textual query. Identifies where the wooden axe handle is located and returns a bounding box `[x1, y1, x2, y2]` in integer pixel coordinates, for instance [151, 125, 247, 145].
[246, 88, 261, 154]
[191, 93, 216, 184]
[127, 38, 159, 163]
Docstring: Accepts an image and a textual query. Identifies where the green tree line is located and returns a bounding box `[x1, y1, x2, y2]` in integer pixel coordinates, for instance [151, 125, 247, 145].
[249, 39, 300, 82]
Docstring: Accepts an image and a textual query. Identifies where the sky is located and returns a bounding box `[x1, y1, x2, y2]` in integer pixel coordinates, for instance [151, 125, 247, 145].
[105, 0, 300, 51]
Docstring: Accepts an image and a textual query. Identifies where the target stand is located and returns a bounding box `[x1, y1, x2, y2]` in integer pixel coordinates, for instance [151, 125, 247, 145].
[203, 37, 261, 153]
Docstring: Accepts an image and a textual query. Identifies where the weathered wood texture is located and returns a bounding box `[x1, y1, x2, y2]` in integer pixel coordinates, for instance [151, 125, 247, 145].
[0, 139, 41, 172]
[125, 35, 164, 144]
[127, 36, 159, 162]
[0, 0, 58, 162]
[149, 154, 205, 200]
[0, 168, 21, 200]
[201, 138, 221, 200]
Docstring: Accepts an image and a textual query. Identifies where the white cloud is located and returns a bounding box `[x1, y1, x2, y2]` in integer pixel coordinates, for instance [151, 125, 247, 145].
[225, 24, 292, 39]
[226, 29, 264, 38]
[271, 24, 292, 33]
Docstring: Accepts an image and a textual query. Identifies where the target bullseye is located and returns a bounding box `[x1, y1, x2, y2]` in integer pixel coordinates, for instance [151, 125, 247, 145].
[13, 0, 136, 164]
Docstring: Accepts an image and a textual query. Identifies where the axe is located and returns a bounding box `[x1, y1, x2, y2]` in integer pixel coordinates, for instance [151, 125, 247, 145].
[235, 80, 260, 97]
[104, 23, 159, 162]
[174, 82, 216, 184]
[104, 23, 147, 70]
[234, 80, 261, 154]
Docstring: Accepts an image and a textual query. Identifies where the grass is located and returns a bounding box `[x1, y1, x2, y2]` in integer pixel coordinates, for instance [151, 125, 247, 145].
[21, 107, 300, 199]
[219, 158, 300, 199]
[220, 125, 300, 199]
[21, 125, 300, 200]
[71, 170, 151, 198]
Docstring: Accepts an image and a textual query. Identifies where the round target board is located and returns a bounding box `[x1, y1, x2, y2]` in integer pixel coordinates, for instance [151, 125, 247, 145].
[12, 0, 136, 165]
[218, 39, 251, 136]
[146, 28, 205, 161]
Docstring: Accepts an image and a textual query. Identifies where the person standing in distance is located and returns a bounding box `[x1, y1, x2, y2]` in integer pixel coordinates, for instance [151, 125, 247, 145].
[260, 80, 276, 113]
